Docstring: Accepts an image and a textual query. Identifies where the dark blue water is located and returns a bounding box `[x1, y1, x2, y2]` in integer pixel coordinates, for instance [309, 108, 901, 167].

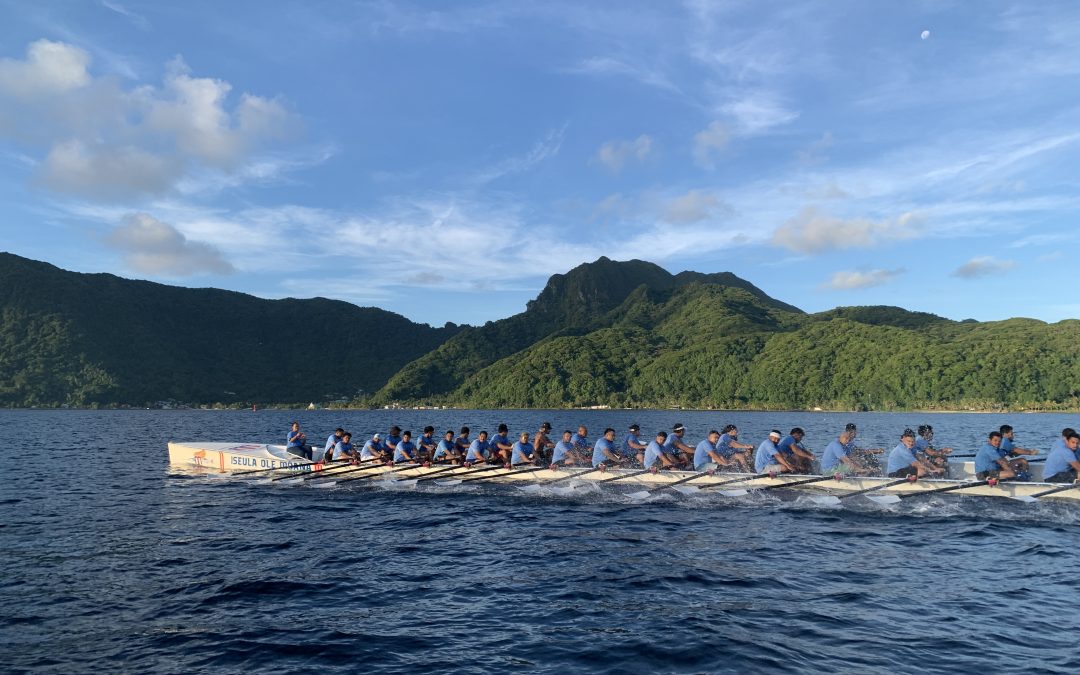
[3, 409, 1080, 673]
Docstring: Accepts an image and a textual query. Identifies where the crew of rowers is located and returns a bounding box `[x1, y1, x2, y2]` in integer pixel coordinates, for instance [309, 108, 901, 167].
[281, 420, 1080, 485]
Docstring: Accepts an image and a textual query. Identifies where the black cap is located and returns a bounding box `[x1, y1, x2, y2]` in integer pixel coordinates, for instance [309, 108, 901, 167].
[673, 423, 685, 432]
[629, 424, 640, 431]
[845, 423, 857, 431]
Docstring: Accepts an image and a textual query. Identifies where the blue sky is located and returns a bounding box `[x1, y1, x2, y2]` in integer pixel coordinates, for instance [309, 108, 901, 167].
[1, 1, 1078, 326]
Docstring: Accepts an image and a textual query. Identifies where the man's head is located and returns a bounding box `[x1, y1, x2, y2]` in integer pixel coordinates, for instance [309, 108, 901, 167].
[988, 431, 1002, 447]
[603, 428, 616, 440]
[901, 429, 915, 448]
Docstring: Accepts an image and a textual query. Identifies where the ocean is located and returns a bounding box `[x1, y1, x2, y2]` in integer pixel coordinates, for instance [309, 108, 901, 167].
[2, 408, 1079, 673]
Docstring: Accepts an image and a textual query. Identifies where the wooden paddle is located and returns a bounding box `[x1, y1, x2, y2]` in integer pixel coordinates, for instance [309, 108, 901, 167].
[1011, 481, 1080, 503]
[591, 466, 656, 484]
[268, 459, 367, 482]
[334, 462, 422, 483]
[812, 475, 917, 505]
[393, 463, 470, 483]
[527, 466, 604, 487]
[626, 470, 719, 500]
[232, 458, 324, 476]
[450, 465, 547, 485]
[413, 463, 506, 484]
[685, 472, 773, 494]
[289, 458, 385, 482]
[729, 473, 847, 497]
[867, 478, 991, 504]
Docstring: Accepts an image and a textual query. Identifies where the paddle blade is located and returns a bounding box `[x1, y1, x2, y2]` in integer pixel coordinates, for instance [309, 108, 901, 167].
[392, 479, 418, 488]
[434, 479, 463, 487]
[518, 484, 543, 493]
[866, 494, 902, 505]
[671, 485, 701, 496]
[626, 490, 652, 501]
[1009, 495, 1039, 503]
[277, 478, 305, 485]
[719, 489, 748, 497]
[311, 481, 337, 489]
[551, 485, 578, 496]
[811, 495, 841, 506]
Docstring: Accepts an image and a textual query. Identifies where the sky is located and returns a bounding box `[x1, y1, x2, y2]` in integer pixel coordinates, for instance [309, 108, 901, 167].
[1, 1, 1079, 327]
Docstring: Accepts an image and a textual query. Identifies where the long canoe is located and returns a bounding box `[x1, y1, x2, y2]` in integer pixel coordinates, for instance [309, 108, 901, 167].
[168, 442, 1078, 503]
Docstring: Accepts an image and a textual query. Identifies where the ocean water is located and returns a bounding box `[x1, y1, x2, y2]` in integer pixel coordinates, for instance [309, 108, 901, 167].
[2, 408, 1080, 674]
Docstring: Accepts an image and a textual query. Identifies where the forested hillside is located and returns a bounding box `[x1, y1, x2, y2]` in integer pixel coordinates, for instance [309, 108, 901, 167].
[0, 253, 460, 406]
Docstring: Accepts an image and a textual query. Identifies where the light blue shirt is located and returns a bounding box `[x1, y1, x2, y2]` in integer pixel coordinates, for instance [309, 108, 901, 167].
[777, 435, 801, 456]
[663, 433, 684, 452]
[592, 438, 617, 467]
[622, 433, 642, 458]
[455, 434, 471, 453]
[643, 440, 667, 468]
[999, 436, 1015, 456]
[332, 440, 353, 461]
[754, 439, 781, 473]
[360, 439, 383, 460]
[914, 437, 930, 453]
[325, 433, 342, 453]
[433, 439, 456, 461]
[974, 443, 1004, 474]
[417, 434, 437, 453]
[466, 439, 490, 463]
[385, 434, 402, 451]
[571, 433, 590, 451]
[716, 433, 737, 457]
[1043, 443, 1079, 478]
[1050, 437, 1066, 455]
[552, 440, 574, 463]
[886, 442, 917, 475]
[820, 440, 849, 472]
[286, 430, 305, 448]
[511, 441, 534, 465]
[491, 433, 511, 451]
[694, 439, 718, 470]
[394, 440, 417, 463]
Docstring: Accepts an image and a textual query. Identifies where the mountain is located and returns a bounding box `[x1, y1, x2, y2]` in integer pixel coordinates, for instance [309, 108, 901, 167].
[0, 253, 460, 406]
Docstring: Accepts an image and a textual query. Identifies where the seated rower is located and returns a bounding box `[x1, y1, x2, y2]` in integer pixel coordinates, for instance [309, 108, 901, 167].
[552, 430, 583, 466]
[755, 430, 795, 474]
[533, 422, 555, 464]
[511, 432, 536, 466]
[455, 426, 472, 455]
[286, 421, 310, 460]
[393, 430, 418, 464]
[432, 430, 462, 464]
[571, 426, 590, 456]
[821, 429, 867, 476]
[1042, 432, 1080, 483]
[999, 425, 1037, 472]
[385, 426, 403, 457]
[716, 425, 753, 472]
[324, 428, 345, 462]
[643, 431, 679, 470]
[592, 428, 624, 468]
[490, 424, 513, 464]
[974, 431, 1016, 481]
[622, 424, 647, 464]
[331, 432, 356, 462]
[843, 422, 883, 472]
[359, 433, 388, 461]
[417, 426, 438, 462]
[664, 424, 695, 469]
[694, 430, 729, 472]
[1050, 428, 1077, 455]
[465, 431, 492, 464]
[915, 424, 951, 470]
[886, 429, 943, 478]
[777, 428, 814, 473]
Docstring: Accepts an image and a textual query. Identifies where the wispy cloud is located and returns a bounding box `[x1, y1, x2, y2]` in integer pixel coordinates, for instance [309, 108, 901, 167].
[952, 256, 1016, 279]
[692, 121, 729, 169]
[772, 207, 920, 254]
[105, 212, 234, 276]
[594, 134, 652, 172]
[822, 268, 905, 290]
[662, 189, 730, 224]
[100, 1, 151, 31]
[473, 124, 566, 184]
[795, 132, 833, 166]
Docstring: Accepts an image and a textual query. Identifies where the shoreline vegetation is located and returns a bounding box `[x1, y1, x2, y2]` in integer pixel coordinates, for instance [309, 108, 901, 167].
[4, 253, 1080, 412]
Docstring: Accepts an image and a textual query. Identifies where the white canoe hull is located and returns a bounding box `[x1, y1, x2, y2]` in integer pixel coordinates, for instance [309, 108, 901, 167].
[168, 442, 1079, 502]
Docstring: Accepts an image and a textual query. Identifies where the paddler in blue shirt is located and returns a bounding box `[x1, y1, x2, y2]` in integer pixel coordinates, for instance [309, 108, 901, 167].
[643, 431, 678, 470]
[511, 432, 536, 466]
[915, 425, 951, 470]
[385, 426, 403, 456]
[694, 430, 728, 472]
[571, 426, 590, 454]
[777, 428, 814, 473]
[1049, 428, 1076, 455]
[1042, 432, 1080, 483]
[286, 421, 310, 460]
[716, 425, 753, 472]
[552, 430, 583, 466]
[755, 430, 795, 474]
[490, 424, 513, 463]
[886, 429, 942, 478]
[533, 422, 555, 463]
[432, 430, 461, 464]
[592, 428, 624, 467]
[465, 431, 491, 464]
[455, 427, 471, 455]
[821, 429, 865, 475]
[324, 428, 344, 461]
[622, 424, 647, 463]
[998, 425, 1037, 474]
[417, 426, 438, 462]
[974, 431, 1016, 480]
[360, 433, 387, 461]
[663, 424, 695, 469]
[393, 430, 418, 463]
[331, 432, 355, 462]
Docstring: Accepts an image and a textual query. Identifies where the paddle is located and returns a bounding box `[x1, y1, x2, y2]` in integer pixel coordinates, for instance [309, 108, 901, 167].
[626, 470, 718, 500]
[290, 458, 385, 483]
[1010, 481, 1080, 503]
[591, 466, 656, 485]
[451, 465, 547, 485]
[516, 466, 596, 493]
[268, 459, 364, 482]
[393, 463, 470, 484]
[414, 463, 506, 484]
[232, 458, 324, 476]
[334, 462, 422, 484]
[721, 473, 847, 498]
[682, 472, 772, 495]
[866, 478, 991, 505]
[528, 466, 604, 488]
[811, 475, 917, 506]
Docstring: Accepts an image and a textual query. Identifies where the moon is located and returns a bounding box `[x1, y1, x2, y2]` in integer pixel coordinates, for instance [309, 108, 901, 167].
[921, 30, 930, 40]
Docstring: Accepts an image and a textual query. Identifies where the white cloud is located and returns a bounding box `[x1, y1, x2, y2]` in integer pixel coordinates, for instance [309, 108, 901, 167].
[692, 121, 729, 169]
[105, 213, 234, 276]
[663, 189, 730, 224]
[473, 125, 566, 183]
[42, 140, 181, 198]
[100, 1, 151, 30]
[565, 56, 682, 94]
[796, 132, 834, 166]
[952, 256, 1016, 279]
[595, 134, 652, 172]
[0, 40, 91, 99]
[720, 91, 799, 134]
[822, 268, 905, 290]
[772, 207, 920, 254]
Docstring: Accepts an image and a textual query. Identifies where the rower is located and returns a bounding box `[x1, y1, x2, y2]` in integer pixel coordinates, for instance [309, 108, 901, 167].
[1042, 432, 1080, 483]
[1050, 428, 1077, 455]
[694, 430, 728, 472]
[755, 430, 795, 474]
[999, 425, 1038, 472]
[571, 426, 590, 456]
[465, 431, 492, 464]
[592, 428, 624, 467]
[511, 432, 536, 466]
[385, 426, 403, 457]
[359, 433, 388, 461]
[886, 429, 942, 478]
[663, 424, 694, 468]
[915, 424, 951, 470]
[286, 421, 310, 460]
[821, 429, 866, 476]
[716, 425, 753, 472]
[622, 424, 647, 464]
[533, 422, 555, 463]
[417, 426, 438, 462]
[843, 422, 883, 472]
[331, 432, 356, 462]
[777, 428, 814, 473]
[323, 428, 345, 462]
[643, 431, 678, 470]
[455, 426, 472, 456]
[974, 431, 1016, 481]
[552, 430, 582, 466]
[393, 430, 418, 463]
[491, 424, 513, 463]
[432, 430, 461, 464]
